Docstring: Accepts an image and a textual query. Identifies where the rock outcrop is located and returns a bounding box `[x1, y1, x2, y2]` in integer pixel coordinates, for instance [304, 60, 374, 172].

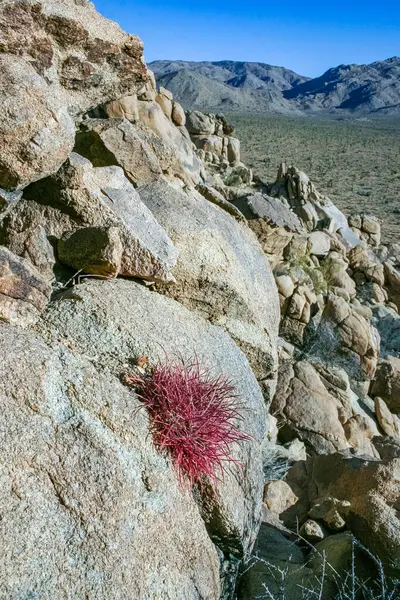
[1, 2, 399, 597]
[0, 0, 148, 189]
[0, 4, 282, 597]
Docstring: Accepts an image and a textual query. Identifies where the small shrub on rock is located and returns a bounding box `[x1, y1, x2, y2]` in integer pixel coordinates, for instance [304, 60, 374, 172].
[125, 356, 250, 489]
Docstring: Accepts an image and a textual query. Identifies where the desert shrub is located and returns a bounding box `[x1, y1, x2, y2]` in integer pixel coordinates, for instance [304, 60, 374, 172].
[126, 356, 250, 489]
[287, 250, 343, 296]
[242, 537, 400, 600]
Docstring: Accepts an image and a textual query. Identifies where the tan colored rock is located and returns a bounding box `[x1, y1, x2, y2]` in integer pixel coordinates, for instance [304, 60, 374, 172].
[272, 361, 349, 454]
[186, 111, 215, 135]
[58, 226, 123, 277]
[171, 102, 186, 126]
[276, 275, 295, 299]
[0, 0, 148, 189]
[370, 357, 400, 413]
[0, 246, 51, 326]
[138, 101, 202, 185]
[2, 154, 178, 283]
[227, 137, 241, 165]
[384, 262, 400, 310]
[231, 192, 302, 262]
[349, 245, 385, 286]
[0, 56, 75, 190]
[315, 296, 379, 382]
[263, 480, 298, 515]
[343, 414, 379, 456]
[192, 135, 224, 156]
[370, 283, 388, 304]
[155, 87, 173, 119]
[299, 519, 326, 542]
[362, 214, 380, 235]
[75, 118, 171, 185]
[309, 497, 351, 531]
[287, 292, 307, 321]
[375, 397, 400, 438]
[103, 95, 139, 122]
[286, 451, 400, 574]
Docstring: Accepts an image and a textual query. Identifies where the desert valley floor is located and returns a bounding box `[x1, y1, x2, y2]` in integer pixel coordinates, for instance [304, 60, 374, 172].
[232, 114, 400, 242]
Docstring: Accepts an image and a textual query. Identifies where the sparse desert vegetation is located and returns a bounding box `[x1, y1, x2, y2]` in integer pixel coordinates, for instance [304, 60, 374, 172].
[231, 114, 400, 242]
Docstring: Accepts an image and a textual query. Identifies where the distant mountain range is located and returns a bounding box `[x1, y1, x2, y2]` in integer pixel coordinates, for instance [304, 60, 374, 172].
[150, 57, 400, 116]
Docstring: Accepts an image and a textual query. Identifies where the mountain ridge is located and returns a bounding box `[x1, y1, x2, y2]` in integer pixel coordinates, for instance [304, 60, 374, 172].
[150, 57, 400, 115]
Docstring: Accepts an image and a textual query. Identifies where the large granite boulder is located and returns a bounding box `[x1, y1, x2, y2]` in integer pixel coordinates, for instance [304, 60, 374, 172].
[0, 0, 148, 189]
[37, 279, 269, 566]
[138, 178, 280, 395]
[0, 322, 220, 599]
[309, 295, 380, 384]
[271, 360, 378, 455]
[74, 117, 189, 186]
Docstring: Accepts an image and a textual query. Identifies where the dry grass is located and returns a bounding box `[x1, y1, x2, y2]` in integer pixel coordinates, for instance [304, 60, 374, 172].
[230, 114, 400, 243]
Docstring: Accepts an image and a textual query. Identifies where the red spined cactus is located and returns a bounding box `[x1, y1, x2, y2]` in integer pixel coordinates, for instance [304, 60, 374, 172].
[129, 356, 251, 490]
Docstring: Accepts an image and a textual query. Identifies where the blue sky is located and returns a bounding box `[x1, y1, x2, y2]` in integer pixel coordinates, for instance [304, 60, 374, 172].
[93, 0, 400, 77]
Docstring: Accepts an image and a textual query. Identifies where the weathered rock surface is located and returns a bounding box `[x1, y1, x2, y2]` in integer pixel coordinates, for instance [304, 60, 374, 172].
[75, 118, 169, 185]
[272, 359, 380, 455]
[138, 100, 203, 185]
[309, 295, 380, 383]
[0, 0, 148, 189]
[286, 451, 400, 575]
[0, 323, 220, 599]
[37, 279, 269, 562]
[370, 357, 400, 413]
[231, 192, 303, 264]
[0, 246, 51, 325]
[138, 178, 280, 392]
[1, 153, 178, 282]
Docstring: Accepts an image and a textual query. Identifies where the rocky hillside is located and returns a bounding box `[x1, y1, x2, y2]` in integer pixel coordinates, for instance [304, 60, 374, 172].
[151, 57, 400, 115]
[1, 2, 400, 599]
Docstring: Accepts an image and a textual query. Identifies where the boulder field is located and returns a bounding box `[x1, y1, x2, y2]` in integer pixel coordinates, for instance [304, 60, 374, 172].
[1, 1, 400, 599]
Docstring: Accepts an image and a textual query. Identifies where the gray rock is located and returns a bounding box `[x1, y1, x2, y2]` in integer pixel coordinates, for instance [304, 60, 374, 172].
[138, 178, 280, 392]
[37, 279, 269, 558]
[308, 231, 331, 257]
[232, 192, 303, 231]
[372, 304, 400, 354]
[186, 110, 216, 135]
[0, 323, 220, 599]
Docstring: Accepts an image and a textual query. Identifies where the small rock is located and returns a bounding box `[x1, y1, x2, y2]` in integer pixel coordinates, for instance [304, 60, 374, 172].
[300, 519, 326, 542]
[263, 480, 298, 516]
[308, 231, 331, 257]
[58, 226, 123, 277]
